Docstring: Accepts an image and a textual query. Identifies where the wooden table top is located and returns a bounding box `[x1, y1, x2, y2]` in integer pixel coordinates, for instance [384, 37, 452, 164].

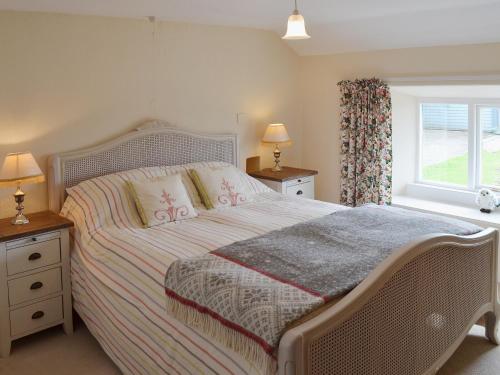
[248, 166, 318, 182]
[0, 211, 73, 242]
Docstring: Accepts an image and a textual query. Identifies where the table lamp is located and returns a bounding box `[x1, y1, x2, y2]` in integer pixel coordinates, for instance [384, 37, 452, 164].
[262, 123, 292, 171]
[0, 152, 45, 225]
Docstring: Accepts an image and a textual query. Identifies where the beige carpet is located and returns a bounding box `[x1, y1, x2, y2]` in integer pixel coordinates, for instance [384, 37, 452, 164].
[0, 318, 121, 375]
[0, 319, 498, 374]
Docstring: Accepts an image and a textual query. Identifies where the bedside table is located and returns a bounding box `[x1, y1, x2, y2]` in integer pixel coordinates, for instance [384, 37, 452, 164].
[0, 211, 74, 357]
[249, 166, 318, 199]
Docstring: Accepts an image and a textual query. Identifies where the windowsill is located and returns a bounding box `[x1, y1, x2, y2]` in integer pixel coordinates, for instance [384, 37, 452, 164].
[392, 195, 500, 229]
[405, 183, 480, 205]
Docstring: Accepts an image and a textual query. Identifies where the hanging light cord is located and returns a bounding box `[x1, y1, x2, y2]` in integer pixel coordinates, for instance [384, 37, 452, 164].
[294, 0, 298, 11]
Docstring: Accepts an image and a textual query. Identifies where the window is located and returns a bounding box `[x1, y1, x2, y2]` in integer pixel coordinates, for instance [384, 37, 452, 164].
[419, 100, 500, 191]
[421, 103, 469, 187]
[478, 106, 500, 188]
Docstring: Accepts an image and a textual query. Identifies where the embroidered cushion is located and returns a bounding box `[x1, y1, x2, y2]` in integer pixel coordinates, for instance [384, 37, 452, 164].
[127, 174, 197, 227]
[189, 165, 252, 209]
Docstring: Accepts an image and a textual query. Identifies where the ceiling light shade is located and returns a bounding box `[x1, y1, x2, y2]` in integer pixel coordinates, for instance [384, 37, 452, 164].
[282, 1, 310, 40]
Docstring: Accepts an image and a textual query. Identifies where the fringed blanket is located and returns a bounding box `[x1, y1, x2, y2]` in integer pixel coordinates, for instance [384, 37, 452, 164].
[164, 205, 481, 373]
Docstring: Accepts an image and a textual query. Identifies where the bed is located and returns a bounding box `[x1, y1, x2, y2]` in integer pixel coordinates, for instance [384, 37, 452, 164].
[48, 120, 500, 375]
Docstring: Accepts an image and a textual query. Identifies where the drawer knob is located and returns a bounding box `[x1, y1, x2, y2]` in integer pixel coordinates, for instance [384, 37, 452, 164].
[31, 311, 45, 320]
[32, 237, 38, 242]
[28, 252, 42, 261]
[297, 190, 303, 195]
[298, 179, 302, 183]
[30, 281, 44, 290]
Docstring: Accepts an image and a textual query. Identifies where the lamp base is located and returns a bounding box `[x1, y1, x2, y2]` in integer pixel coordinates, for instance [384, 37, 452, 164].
[12, 213, 29, 225]
[11, 185, 29, 225]
[272, 144, 283, 172]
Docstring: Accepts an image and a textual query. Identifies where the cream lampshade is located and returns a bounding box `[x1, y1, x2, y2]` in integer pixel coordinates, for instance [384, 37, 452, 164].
[0, 152, 45, 225]
[262, 124, 292, 172]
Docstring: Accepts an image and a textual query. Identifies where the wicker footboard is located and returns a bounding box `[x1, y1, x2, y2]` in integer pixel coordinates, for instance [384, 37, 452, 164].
[278, 229, 499, 375]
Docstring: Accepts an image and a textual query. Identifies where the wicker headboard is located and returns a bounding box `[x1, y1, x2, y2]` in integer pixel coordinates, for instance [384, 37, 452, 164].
[47, 120, 238, 212]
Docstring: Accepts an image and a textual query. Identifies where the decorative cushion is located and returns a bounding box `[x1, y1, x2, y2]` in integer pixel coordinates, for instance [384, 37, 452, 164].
[189, 165, 252, 209]
[126, 174, 197, 227]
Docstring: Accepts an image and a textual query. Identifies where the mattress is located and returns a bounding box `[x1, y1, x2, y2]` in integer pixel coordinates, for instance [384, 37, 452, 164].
[63, 190, 344, 375]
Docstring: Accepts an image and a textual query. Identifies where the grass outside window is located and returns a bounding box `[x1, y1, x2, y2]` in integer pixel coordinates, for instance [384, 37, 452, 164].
[423, 150, 500, 187]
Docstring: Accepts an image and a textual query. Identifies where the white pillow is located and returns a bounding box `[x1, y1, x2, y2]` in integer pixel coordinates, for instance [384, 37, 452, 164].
[127, 174, 197, 227]
[189, 165, 253, 209]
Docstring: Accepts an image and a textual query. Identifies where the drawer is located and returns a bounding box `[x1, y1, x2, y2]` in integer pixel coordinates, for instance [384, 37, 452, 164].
[10, 296, 63, 337]
[6, 239, 61, 276]
[285, 176, 313, 187]
[8, 268, 62, 306]
[6, 231, 60, 250]
[286, 181, 314, 199]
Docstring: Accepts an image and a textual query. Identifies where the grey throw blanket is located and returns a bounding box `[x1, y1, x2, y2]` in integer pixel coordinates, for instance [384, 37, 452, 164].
[164, 205, 482, 371]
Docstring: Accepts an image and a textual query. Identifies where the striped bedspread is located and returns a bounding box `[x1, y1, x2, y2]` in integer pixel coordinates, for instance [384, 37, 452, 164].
[61, 163, 345, 375]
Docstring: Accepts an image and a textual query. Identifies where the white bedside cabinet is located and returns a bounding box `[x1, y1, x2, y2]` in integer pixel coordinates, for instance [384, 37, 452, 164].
[249, 166, 318, 199]
[0, 211, 74, 357]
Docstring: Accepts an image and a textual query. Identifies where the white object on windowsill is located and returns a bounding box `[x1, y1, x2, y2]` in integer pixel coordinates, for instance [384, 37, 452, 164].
[475, 188, 500, 213]
[392, 195, 500, 229]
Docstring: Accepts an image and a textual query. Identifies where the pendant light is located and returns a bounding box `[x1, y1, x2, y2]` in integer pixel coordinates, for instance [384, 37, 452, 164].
[282, 0, 311, 40]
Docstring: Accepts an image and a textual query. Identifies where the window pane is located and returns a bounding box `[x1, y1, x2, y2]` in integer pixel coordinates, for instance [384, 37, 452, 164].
[479, 106, 500, 189]
[421, 103, 469, 186]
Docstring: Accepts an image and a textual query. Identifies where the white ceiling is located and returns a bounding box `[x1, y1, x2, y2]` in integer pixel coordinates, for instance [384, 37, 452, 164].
[2, 0, 500, 55]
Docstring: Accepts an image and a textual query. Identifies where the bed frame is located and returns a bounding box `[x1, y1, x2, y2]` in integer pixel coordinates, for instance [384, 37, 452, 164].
[48, 120, 499, 375]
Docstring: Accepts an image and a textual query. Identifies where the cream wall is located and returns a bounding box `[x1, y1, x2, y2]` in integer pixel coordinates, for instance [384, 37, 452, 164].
[0, 11, 302, 218]
[300, 43, 500, 203]
[3, 12, 500, 219]
[391, 90, 418, 196]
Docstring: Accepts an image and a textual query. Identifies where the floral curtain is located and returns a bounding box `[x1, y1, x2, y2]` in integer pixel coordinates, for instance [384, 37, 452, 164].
[338, 78, 392, 207]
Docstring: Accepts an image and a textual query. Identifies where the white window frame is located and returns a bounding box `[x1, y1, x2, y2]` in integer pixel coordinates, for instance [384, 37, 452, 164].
[416, 97, 500, 193]
[476, 104, 500, 191]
